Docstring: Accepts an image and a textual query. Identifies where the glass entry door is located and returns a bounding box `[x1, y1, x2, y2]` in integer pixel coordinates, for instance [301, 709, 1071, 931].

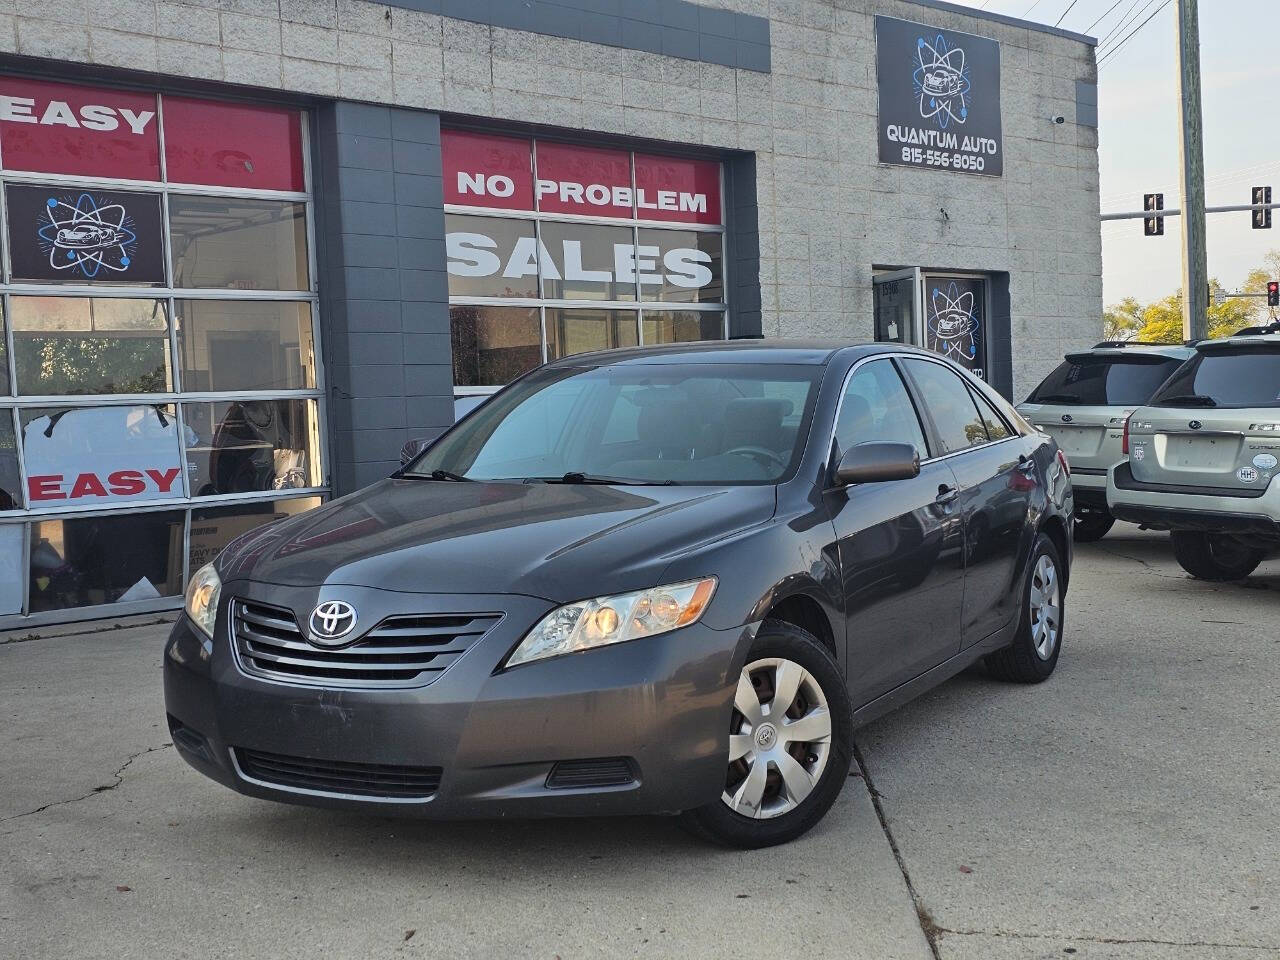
[873, 268, 920, 345]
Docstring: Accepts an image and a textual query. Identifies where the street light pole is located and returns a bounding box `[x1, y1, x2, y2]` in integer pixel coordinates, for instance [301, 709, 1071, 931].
[1175, 0, 1208, 340]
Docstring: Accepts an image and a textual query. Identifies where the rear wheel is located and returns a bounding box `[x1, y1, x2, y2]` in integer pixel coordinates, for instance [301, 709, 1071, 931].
[681, 620, 852, 848]
[1073, 508, 1114, 542]
[1171, 531, 1265, 581]
[985, 533, 1064, 683]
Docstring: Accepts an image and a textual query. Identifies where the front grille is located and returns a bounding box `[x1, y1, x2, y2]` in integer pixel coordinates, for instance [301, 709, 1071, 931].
[232, 599, 500, 689]
[545, 757, 637, 789]
[235, 748, 442, 799]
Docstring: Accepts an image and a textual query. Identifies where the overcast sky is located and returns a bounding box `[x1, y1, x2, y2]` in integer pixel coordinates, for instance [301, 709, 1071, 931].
[947, 0, 1280, 306]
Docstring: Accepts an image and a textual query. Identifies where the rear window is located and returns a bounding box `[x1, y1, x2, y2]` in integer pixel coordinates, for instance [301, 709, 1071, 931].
[1026, 356, 1184, 406]
[1150, 347, 1280, 409]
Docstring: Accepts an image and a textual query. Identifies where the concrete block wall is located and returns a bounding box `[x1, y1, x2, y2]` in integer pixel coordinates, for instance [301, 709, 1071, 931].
[314, 101, 452, 492]
[2, 0, 1100, 407]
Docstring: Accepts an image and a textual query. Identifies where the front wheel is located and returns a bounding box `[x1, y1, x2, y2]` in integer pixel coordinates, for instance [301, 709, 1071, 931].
[681, 620, 853, 848]
[1171, 531, 1266, 581]
[985, 533, 1064, 683]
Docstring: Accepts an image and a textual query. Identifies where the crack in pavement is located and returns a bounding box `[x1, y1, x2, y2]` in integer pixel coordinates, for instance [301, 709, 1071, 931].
[934, 926, 1280, 952]
[0, 742, 172, 824]
[852, 740, 943, 960]
[1092, 544, 1187, 580]
[0, 616, 174, 645]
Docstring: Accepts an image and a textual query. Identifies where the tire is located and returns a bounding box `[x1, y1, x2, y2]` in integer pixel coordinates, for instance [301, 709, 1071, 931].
[1073, 509, 1114, 542]
[1171, 531, 1266, 581]
[680, 620, 853, 849]
[985, 533, 1064, 684]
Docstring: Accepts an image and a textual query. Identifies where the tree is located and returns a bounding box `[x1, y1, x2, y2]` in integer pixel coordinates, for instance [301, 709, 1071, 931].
[1102, 297, 1144, 341]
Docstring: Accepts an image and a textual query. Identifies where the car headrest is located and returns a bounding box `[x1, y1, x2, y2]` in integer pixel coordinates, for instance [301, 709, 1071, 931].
[637, 399, 699, 449]
[721, 397, 793, 450]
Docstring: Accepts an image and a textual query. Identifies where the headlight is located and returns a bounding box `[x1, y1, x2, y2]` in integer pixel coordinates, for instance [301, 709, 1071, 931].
[505, 577, 717, 668]
[184, 562, 222, 639]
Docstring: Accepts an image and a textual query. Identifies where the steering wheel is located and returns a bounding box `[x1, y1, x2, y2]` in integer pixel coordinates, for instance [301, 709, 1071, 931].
[725, 445, 787, 471]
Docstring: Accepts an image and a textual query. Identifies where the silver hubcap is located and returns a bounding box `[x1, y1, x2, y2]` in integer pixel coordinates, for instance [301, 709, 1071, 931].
[1029, 554, 1061, 660]
[721, 657, 832, 819]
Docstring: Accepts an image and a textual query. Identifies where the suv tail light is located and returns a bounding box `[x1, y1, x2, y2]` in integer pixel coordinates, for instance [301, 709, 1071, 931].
[1056, 449, 1071, 476]
[1121, 415, 1131, 455]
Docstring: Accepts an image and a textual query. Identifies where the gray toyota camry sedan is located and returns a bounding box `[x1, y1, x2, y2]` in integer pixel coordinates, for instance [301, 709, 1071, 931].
[165, 340, 1073, 847]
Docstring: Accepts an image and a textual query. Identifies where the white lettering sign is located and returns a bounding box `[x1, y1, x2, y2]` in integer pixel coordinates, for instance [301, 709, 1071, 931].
[0, 94, 155, 136]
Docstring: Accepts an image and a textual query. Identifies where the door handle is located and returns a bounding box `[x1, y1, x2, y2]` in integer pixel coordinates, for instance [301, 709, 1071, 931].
[936, 484, 959, 505]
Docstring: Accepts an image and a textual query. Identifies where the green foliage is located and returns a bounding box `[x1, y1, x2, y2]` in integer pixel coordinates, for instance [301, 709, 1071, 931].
[1104, 250, 1279, 343]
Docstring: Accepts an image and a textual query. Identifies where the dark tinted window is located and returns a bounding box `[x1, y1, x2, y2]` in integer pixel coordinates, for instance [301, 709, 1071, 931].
[837, 359, 929, 455]
[902, 358, 988, 453]
[1151, 347, 1280, 408]
[969, 386, 1012, 440]
[1026, 356, 1184, 406]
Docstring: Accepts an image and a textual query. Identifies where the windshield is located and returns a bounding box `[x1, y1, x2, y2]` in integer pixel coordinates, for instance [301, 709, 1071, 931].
[1026, 356, 1185, 406]
[408, 363, 823, 485]
[1150, 346, 1280, 409]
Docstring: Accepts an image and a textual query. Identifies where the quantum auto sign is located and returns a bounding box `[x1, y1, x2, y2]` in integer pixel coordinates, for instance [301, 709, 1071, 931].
[875, 16, 1003, 177]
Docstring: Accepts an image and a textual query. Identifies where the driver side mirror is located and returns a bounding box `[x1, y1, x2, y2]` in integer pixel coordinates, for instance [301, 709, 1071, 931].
[834, 441, 921, 486]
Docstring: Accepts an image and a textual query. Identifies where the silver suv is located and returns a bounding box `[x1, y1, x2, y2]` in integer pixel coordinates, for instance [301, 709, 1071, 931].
[1019, 341, 1195, 540]
[1107, 327, 1280, 579]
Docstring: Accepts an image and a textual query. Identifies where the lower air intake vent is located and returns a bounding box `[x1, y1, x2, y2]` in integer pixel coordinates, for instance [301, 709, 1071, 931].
[545, 757, 637, 789]
[235, 748, 442, 800]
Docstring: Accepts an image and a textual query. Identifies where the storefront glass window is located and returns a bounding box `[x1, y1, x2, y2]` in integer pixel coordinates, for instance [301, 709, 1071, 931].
[176, 300, 314, 392]
[169, 196, 309, 290]
[11, 297, 171, 395]
[643, 310, 726, 345]
[545, 308, 638, 361]
[450, 305, 542, 387]
[444, 132, 726, 403]
[29, 510, 185, 612]
[0, 79, 325, 623]
[183, 399, 321, 496]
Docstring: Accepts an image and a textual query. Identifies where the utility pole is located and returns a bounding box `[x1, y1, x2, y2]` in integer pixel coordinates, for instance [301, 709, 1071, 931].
[1175, 0, 1208, 340]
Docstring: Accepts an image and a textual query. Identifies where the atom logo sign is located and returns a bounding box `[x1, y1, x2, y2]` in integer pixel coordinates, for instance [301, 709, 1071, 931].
[6, 183, 165, 284]
[37, 193, 138, 279]
[914, 34, 971, 129]
[926, 279, 985, 376]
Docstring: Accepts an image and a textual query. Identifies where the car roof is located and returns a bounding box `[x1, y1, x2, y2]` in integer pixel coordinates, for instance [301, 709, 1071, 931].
[542, 339, 943, 368]
[1199, 330, 1280, 350]
[1067, 341, 1196, 362]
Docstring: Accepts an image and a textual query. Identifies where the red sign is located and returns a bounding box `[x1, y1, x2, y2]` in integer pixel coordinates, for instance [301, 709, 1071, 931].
[163, 97, 305, 192]
[28, 468, 182, 502]
[535, 141, 632, 218]
[442, 129, 721, 224]
[442, 129, 533, 211]
[633, 153, 721, 224]
[0, 76, 160, 180]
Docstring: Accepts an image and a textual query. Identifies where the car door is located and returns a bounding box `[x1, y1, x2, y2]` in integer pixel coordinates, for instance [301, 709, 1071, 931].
[900, 358, 1039, 648]
[824, 357, 966, 700]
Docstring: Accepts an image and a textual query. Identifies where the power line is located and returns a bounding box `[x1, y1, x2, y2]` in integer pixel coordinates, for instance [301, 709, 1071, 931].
[1097, 0, 1162, 51]
[1084, 0, 1131, 34]
[1022, 0, 1047, 17]
[1055, 0, 1083, 26]
[1098, 0, 1172, 67]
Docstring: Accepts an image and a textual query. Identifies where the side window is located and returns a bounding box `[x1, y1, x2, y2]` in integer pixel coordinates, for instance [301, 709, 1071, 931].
[901, 359, 989, 453]
[836, 359, 929, 456]
[968, 385, 1012, 441]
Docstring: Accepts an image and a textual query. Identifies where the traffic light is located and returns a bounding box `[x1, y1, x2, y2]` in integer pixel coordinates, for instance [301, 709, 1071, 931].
[1143, 193, 1164, 236]
[1268, 281, 1279, 308]
[1253, 186, 1272, 230]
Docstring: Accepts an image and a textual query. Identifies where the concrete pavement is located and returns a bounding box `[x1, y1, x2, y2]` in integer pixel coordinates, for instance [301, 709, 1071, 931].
[1, 527, 1277, 958]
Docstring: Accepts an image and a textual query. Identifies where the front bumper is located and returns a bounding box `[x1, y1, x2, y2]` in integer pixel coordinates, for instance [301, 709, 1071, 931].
[163, 582, 755, 818]
[1106, 463, 1280, 536]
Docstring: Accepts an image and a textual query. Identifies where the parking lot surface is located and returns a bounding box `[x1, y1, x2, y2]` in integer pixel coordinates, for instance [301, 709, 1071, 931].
[2, 527, 1277, 959]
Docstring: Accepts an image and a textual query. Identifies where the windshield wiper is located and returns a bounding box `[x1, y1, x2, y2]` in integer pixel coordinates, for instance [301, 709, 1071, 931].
[524, 472, 677, 486]
[1157, 394, 1218, 407]
[424, 468, 474, 481]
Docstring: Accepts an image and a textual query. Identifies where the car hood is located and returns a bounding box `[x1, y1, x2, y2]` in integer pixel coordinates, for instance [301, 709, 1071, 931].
[216, 478, 777, 602]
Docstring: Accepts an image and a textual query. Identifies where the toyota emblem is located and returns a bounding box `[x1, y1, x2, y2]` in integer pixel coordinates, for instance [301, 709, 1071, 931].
[308, 600, 357, 646]
[1188, 420, 1203, 430]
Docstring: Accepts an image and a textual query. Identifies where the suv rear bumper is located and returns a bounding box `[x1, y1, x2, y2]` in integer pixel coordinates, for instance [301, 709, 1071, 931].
[1107, 463, 1280, 536]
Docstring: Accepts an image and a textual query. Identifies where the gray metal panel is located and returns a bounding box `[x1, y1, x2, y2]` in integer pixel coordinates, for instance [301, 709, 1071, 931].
[1076, 80, 1098, 128]
[380, 0, 773, 72]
